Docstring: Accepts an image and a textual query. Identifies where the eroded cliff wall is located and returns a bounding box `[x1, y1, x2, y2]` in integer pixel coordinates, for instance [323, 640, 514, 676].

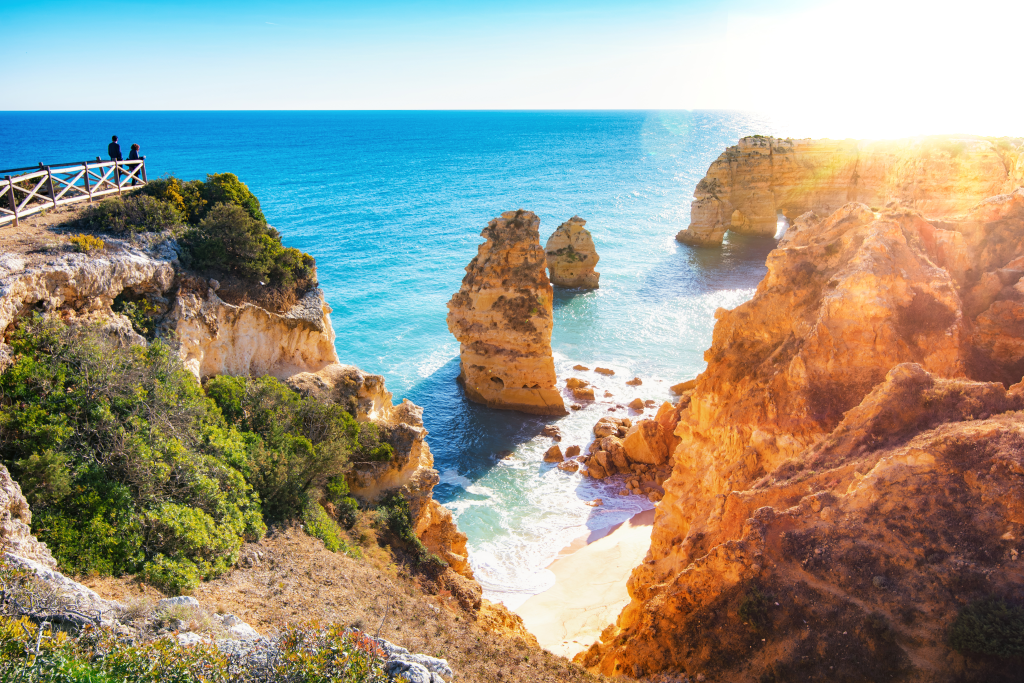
[582, 191, 1024, 681]
[447, 210, 566, 415]
[678, 135, 1024, 246]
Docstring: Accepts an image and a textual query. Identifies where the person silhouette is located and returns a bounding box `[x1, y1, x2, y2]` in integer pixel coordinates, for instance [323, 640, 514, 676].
[107, 135, 122, 161]
[128, 144, 141, 185]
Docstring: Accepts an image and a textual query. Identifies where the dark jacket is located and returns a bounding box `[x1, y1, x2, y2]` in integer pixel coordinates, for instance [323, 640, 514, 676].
[128, 148, 140, 161]
[108, 141, 122, 160]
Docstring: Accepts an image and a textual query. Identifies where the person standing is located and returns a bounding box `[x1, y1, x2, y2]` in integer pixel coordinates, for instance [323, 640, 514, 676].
[107, 135, 122, 161]
[127, 144, 141, 185]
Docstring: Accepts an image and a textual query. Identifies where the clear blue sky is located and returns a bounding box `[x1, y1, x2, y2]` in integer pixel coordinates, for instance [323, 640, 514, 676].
[3, 0, 1022, 136]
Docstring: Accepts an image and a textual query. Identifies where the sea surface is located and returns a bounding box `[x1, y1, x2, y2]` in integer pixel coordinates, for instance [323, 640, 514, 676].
[0, 111, 783, 606]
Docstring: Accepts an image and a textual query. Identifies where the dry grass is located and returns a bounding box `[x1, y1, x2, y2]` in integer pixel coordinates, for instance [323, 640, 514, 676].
[82, 522, 633, 683]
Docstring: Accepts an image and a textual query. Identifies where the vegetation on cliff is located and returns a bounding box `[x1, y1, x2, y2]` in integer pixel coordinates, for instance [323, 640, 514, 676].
[0, 317, 389, 592]
[77, 173, 316, 299]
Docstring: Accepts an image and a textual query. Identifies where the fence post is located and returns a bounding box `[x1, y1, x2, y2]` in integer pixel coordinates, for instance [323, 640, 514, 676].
[114, 161, 122, 195]
[6, 176, 18, 227]
[83, 162, 93, 201]
[141, 158, 148, 184]
[46, 166, 57, 209]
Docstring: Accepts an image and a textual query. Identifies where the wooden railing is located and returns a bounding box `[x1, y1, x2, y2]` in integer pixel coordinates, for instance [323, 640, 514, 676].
[1, 157, 148, 227]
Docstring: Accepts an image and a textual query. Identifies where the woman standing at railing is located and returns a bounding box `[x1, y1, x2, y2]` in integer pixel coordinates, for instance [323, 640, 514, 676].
[128, 144, 141, 186]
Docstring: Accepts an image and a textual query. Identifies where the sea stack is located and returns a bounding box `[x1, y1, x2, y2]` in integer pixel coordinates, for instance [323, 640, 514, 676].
[447, 210, 567, 415]
[544, 216, 600, 288]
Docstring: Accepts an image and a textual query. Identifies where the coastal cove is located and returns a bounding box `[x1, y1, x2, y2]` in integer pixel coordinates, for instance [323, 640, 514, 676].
[0, 110, 781, 606]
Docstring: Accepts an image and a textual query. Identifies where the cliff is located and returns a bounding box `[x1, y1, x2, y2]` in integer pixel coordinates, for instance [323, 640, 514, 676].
[447, 210, 566, 415]
[0, 234, 473, 581]
[678, 135, 1024, 246]
[545, 216, 600, 288]
[581, 191, 1024, 680]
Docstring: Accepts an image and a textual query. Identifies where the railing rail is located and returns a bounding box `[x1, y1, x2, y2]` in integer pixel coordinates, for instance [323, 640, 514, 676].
[1, 157, 148, 228]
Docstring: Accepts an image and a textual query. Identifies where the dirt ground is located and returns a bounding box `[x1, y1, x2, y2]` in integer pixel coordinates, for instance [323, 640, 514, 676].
[82, 525, 634, 683]
[0, 203, 86, 258]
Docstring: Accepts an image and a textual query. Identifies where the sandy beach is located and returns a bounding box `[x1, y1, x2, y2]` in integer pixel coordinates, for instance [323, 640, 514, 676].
[513, 508, 656, 659]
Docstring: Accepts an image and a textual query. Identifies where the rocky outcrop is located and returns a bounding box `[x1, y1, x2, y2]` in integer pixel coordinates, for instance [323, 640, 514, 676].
[446, 210, 566, 415]
[582, 191, 1024, 680]
[0, 466, 56, 568]
[677, 135, 1024, 246]
[544, 216, 600, 288]
[171, 279, 340, 381]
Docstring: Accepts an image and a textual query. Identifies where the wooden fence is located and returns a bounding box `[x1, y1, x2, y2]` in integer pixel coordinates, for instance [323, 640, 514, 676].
[1, 158, 148, 228]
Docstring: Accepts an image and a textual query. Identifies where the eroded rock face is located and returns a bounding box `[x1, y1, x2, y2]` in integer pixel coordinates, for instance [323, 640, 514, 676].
[446, 210, 566, 415]
[678, 135, 1024, 246]
[0, 466, 56, 568]
[582, 193, 1024, 680]
[545, 216, 600, 288]
[170, 279, 340, 381]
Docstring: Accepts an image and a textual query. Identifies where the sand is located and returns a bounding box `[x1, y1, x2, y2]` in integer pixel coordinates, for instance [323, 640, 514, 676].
[513, 507, 655, 659]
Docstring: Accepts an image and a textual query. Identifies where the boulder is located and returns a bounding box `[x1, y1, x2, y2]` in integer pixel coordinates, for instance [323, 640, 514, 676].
[572, 386, 596, 400]
[621, 419, 671, 466]
[573, 364, 590, 371]
[565, 445, 581, 457]
[670, 379, 697, 395]
[626, 377, 642, 386]
[544, 216, 600, 288]
[541, 425, 562, 441]
[628, 398, 645, 410]
[595, 367, 615, 376]
[557, 460, 579, 473]
[566, 377, 589, 389]
[543, 445, 564, 462]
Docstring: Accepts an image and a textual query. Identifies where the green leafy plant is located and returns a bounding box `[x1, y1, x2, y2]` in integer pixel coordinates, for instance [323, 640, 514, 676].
[79, 195, 182, 234]
[0, 316, 265, 592]
[112, 294, 160, 339]
[949, 597, 1024, 659]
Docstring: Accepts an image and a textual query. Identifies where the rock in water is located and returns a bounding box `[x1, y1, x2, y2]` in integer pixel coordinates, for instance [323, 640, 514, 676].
[446, 210, 566, 415]
[544, 215, 600, 288]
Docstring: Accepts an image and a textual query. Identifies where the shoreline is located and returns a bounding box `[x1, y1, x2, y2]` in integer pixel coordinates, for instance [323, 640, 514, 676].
[512, 507, 656, 659]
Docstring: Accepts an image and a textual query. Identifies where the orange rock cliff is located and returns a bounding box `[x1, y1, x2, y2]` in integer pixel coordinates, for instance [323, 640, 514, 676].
[581, 179, 1024, 678]
[447, 210, 567, 415]
[677, 135, 1024, 246]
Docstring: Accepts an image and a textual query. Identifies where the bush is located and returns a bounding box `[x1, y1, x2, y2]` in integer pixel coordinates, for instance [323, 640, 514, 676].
[140, 176, 207, 224]
[950, 597, 1024, 659]
[204, 374, 391, 522]
[200, 172, 265, 225]
[112, 293, 160, 339]
[69, 233, 105, 252]
[79, 194, 182, 234]
[180, 203, 316, 290]
[375, 492, 445, 569]
[303, 499, 351, 554]
[0, 316, 265, 591]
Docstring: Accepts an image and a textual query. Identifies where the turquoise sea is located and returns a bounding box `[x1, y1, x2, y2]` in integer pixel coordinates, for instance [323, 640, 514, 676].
[0, 111, 782, 605]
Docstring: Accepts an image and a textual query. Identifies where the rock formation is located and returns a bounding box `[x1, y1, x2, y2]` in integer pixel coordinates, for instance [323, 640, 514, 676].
[544, 216, 600, 288]
[677, 135, 1024, 246]
[446, 210, 566, 415]
[0, 465, 57, 568]
[581, 190, 1024, 680]
[0, 235, 475, 581]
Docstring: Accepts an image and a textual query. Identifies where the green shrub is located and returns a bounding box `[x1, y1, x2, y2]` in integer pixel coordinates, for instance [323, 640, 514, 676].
[139, 176, 207, 224]
[204, 374, 391, 522]
[375, 492, 445, 569]
[112, 294, 160, 339]
[950, 597, 1024, 659]
[79, 194, 182, 234]
[0, 316, 265, 591]
[302, 499, 349, 554]
[326, 475, 359, 529]
[200, 172, 265, 224]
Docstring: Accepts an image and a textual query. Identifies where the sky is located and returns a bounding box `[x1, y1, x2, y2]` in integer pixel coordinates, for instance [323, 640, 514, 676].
[3, 0, 1023, 137]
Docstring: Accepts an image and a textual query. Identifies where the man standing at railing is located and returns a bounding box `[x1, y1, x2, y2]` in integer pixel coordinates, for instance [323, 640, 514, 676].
[108, 135, 122, 161]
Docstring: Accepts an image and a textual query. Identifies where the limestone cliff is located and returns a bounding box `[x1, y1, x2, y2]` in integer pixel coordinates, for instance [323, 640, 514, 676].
[447, 210, 566, 415]
[582, 191, 1024, 680]
[545, 216, 600, 288]
[0, 465, 57, 567]
[678, 135, 1024, 246]
[0, 236, 473, 581]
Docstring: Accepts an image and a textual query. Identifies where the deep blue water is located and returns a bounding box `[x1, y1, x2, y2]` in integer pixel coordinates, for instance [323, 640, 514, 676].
[0, 111, 781, 604]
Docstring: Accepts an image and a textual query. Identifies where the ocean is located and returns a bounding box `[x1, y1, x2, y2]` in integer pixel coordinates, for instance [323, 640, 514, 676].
[0, 110, 782, 606]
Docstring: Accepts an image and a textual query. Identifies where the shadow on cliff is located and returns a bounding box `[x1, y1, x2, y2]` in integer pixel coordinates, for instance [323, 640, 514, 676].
[405, 356, 562, 503]
[637, 232, 778, 301]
